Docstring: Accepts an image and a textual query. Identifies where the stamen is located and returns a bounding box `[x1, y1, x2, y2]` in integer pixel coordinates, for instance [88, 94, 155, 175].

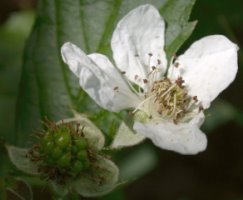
[172, 94, 177, 116]
[143, 79, 148, 84]
[132, 94, 156, 114]
[113, 86, 119, 91]
[193, 96, 198, 102]
[174, 62, 179, 68]
[159, 84, 176, 99]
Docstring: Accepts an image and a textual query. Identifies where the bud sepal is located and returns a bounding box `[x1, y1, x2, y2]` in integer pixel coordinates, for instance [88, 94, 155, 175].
[6, 115, 119, 197]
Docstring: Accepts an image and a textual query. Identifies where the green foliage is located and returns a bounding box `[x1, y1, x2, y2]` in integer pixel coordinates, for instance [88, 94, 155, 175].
[0, 11, 34, 144]
[161, 0, 197, 62]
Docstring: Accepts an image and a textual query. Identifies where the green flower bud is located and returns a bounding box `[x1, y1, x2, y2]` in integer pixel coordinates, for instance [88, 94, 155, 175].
[42, 141, 54, 153]
[57, 153, 71, 168]
[50, 147, 62, 159]
[72, 161, 84, 173]
[7, 115, 119, 197]
[82, 159, 90, 170]
[55, 131, 71, 149]
[71, 146, 78, 154]
[74, 138, 87, 150]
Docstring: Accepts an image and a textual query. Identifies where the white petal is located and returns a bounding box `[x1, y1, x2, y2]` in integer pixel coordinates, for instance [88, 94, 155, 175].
[61, 42, 140, 112]
[111, 122, 145, 149]
[133, 113, 207, 155]
[111, 4, 167, 88]
[169, 35, 238, 108]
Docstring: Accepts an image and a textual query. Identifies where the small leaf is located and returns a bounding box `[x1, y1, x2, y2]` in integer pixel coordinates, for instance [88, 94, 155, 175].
[6, 145, 39, 175]
[72, 155, 119, 197]
[111, 122, 145, 149]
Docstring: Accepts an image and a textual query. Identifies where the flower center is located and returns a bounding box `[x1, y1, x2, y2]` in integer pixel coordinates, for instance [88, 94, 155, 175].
[149, 78, 191, 123]
[134, 76, 198, 124]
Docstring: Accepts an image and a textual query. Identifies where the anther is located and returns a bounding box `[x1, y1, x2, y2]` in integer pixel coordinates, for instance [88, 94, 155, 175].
[148, 53, 153, 56]
[143, 79, 148, 84]
[174, 62, 179, 68]
[135, 54, 139, 57]
[193, 96, 198, 102]
[121, 71, 126, 74]
[157, 59, 161, 65]
[199, 105, 204, 112]
[134, 75, 138, 80]
[152, 66, 156, 70]
[175, 77, 185, 88]
[113, 86, 119, 91]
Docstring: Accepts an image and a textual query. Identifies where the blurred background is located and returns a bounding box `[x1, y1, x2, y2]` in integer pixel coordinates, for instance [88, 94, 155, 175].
[0, 0, 243, 199]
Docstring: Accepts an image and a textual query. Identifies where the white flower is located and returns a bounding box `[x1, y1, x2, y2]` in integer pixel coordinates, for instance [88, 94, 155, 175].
[61, 4, 238, 155]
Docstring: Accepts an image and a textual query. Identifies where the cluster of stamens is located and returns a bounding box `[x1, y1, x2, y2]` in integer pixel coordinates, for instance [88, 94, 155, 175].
[120, 52, 200, 124]
[149, 77, 192, 123]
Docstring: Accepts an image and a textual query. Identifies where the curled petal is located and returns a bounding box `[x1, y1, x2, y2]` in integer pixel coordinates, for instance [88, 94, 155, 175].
[133, 113, 207, 155]
[111, 122, 145, 149]
[169, 35, 238, 108]
[61, 42, 139, 112]
[111, 4, 167, 88]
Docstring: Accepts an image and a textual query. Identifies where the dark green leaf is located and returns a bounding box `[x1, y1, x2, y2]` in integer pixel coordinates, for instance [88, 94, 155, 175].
[161, 0, 197, 61]
[0, 11, 34, 144]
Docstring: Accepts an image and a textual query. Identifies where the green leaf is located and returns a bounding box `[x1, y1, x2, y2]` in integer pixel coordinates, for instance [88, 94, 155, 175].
[15, 0, 196, 146]
[161, 0, 197, 61]
[72, 155, 119, 197]
[6, 145, 39, 175]
[0, 11, 34, 144]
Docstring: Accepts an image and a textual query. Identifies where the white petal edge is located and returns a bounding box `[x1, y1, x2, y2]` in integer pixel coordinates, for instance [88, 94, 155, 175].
[61, 42, 140, 112]
[133, 113, 207, 155]
[169, 35, 238, 109]
[6, 145, 40, 175]
[111, 122, 145, 149]
[111, 4, 167, 88]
